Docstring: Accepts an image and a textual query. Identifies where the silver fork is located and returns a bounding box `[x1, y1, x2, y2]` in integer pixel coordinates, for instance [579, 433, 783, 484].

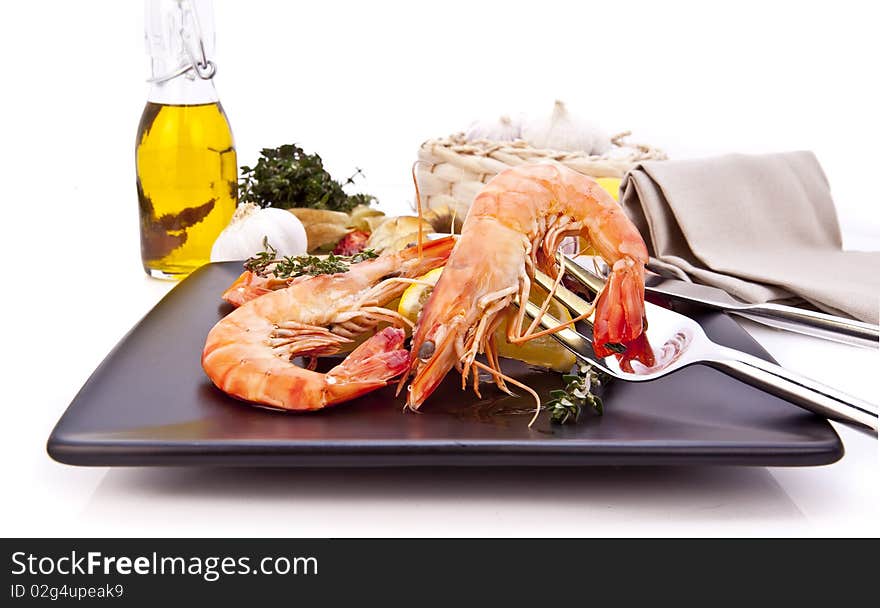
[521, 256, 878, 436]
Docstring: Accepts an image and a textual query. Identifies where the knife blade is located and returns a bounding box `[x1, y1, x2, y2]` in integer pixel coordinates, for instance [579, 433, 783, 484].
[646, 274, 879, 348]
[567, 256, 879, 348]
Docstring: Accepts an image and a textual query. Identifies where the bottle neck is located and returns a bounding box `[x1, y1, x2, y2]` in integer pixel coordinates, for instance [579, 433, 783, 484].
[144, 0, 219, 105]
[148, 74, 218, 105]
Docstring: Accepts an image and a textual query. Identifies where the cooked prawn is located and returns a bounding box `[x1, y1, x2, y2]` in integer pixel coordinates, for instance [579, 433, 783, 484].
[405, 163, 648, 417]
[203, 236, 455, 410]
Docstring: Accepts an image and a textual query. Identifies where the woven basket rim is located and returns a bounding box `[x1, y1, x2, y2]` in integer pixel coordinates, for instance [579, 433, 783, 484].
[419, 130, 667, 163]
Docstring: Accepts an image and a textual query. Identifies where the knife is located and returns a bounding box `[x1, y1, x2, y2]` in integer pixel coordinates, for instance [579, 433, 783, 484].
[645, 274, 879, 348]
[567, 255, 879, 348]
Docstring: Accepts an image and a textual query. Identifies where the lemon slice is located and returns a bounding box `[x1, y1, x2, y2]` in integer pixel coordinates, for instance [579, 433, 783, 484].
[398, 268, 576, 372]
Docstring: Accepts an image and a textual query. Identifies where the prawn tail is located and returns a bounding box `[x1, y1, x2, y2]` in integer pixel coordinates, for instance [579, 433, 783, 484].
[323, 327, 411, 405]
[397, 234, 457, 263]
[592, 260, 646, 357]
[222, 270, 274, 307]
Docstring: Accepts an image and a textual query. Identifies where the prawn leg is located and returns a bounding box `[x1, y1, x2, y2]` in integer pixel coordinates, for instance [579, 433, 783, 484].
[267, 321, 353, 359]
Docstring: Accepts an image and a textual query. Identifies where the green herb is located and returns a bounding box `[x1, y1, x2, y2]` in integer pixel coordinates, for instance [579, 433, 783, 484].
[244, 237, 378, 279]
[242, 237, 280, 275]
[544, 364, 607, 425]
[238, 144, 377, 213]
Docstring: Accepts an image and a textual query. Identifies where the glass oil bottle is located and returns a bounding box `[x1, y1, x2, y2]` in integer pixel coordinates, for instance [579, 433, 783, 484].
[137, 0, 236, 279]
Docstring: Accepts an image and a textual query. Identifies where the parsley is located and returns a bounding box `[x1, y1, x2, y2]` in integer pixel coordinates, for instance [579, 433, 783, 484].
[238, 144, 377, 213]
[545, 364, 608, 425]
[244, 237, 378, 279]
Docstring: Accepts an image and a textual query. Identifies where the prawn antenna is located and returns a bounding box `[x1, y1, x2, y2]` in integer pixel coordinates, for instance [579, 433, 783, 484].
[411, 160, 431, 260]
[471, 360, 543, 428]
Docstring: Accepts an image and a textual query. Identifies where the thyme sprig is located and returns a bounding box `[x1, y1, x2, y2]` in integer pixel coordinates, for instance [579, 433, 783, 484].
[545, 364, 608, 425]
[244, 237, 378, 279]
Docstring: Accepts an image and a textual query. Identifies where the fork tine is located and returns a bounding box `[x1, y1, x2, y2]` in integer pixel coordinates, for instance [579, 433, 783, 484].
[532, 268, 595, 331]
[523, 256, 616, 371]
[520, 301, 613, 373]
[559, 254, 607, 296]
[521, 300, 593, 349]
[530, 251, 614, 331]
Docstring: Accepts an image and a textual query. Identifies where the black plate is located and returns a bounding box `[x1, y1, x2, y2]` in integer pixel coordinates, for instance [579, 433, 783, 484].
[47, 263, 842, 467]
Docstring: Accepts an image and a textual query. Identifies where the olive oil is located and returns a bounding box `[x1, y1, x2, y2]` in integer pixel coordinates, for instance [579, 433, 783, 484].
[139, 0, 235, 279]
[136, 101, 236, 278]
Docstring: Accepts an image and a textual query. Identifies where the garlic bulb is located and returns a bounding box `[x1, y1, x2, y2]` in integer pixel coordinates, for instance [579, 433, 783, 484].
[521, 100, 611, 155]
[210, 203, 308, 262]
[465, 114, 522, 142]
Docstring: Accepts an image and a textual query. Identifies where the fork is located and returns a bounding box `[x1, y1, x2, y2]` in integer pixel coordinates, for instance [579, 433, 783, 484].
[521, 256, 879, 436]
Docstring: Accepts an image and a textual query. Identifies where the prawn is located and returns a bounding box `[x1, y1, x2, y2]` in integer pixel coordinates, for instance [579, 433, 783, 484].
[405, 163, 648, 418]
[202, 236, 455, 410]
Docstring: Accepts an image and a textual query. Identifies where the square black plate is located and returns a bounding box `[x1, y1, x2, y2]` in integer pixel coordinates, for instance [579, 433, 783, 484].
[48, 263, 842, 467]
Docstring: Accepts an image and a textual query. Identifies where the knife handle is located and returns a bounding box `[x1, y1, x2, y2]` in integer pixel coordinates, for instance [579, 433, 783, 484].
[734, 303, 879, 349]
[709, 347, 878, 436]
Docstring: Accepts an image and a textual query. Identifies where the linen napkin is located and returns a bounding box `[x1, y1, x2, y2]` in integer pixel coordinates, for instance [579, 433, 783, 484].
[619, 152, 880, 323]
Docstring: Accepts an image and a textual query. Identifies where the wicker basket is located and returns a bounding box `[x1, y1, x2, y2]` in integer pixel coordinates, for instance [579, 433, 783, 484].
[415, 131, 667, 217]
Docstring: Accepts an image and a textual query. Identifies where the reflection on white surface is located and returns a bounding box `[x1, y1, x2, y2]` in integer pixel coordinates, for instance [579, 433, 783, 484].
[84, 466, 805, 537]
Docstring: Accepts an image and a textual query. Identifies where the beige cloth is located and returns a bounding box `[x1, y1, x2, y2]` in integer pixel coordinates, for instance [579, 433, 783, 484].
[620, 152, 880, 323]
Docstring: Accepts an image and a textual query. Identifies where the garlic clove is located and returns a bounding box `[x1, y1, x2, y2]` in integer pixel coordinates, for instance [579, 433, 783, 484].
[465, 114, 523, 142]
[521, 100, 609, 155]
[590, 125, 613, 155]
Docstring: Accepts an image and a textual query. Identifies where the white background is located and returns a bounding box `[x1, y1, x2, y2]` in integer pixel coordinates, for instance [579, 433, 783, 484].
[0, 0, 877, 537]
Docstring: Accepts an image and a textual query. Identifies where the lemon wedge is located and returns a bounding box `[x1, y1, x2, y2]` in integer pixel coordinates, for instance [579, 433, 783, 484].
[398, 268, 576, 372]
[576, 177, 623, 254]
[494, 283, 577, 372]
[595, 176, 622, 201]
[398, 267, 445, 324]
